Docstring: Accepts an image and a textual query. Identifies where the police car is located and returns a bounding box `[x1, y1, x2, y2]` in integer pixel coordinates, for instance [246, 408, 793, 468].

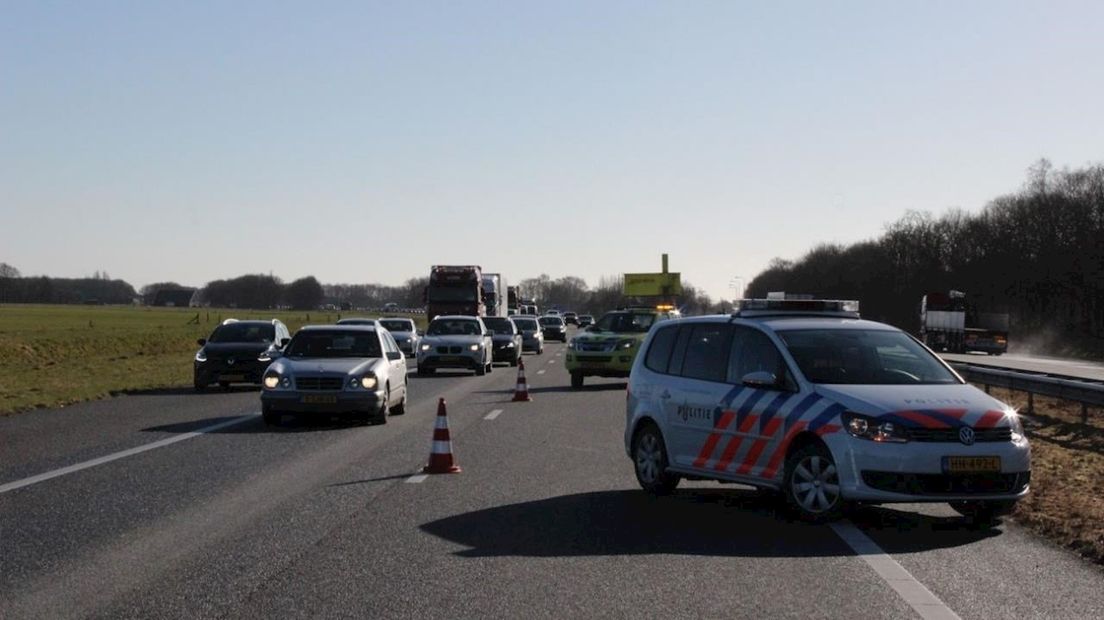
[625, 298, 1030, 523]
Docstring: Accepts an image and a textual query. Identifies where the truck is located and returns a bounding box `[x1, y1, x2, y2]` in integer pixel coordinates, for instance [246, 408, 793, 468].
[507, 286, 521, 315]
[481, 273, 507, 317]
[425, 265, 485, 319]
[920, 290, 1009, 355]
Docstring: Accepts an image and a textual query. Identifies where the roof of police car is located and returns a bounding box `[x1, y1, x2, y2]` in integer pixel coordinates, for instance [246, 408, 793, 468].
[674, 314, 898, 332]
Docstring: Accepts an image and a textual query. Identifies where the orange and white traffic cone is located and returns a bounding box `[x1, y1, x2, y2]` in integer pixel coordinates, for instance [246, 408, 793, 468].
[423, 398, 462, 474]
[512, 358, 533, 402]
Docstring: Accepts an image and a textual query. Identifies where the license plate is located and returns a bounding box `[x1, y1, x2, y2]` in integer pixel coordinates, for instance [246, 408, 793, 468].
[944, 456, 1001, 473]
[301, 395, 337, 404]
[219, 374, 245, 382]
[438, 356, 466, 363]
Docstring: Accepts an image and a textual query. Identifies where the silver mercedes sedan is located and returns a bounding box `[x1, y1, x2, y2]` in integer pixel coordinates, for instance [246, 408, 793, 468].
[260, 325, 408, 426]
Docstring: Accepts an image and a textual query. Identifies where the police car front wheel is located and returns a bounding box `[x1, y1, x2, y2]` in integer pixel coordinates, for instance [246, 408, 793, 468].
[784, 442, 843, 521]
[633, 425, 680, 495]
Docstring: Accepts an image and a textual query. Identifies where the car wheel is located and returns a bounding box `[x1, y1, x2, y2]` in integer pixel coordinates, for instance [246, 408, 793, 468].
[369, 389, 390, 425]
[390, 383, 407, 415]
[510, 354, 519, 367]
[949, 500, 1017, 525]
[537, 347, 544, 355]
[784, 441, 844, 522]
[632, 424, 680, 495]
[262, 404, 281, 427]
[571, 372, 583, 389]
[476, 362, 487, 376]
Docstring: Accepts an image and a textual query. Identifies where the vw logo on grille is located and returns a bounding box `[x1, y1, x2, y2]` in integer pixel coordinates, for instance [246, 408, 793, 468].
[958, 426, 976, 445]
[226, 358, 236, 366]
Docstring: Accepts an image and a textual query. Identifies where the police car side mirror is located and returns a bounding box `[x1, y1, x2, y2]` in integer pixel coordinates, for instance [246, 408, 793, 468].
[742, 371, 780, 389]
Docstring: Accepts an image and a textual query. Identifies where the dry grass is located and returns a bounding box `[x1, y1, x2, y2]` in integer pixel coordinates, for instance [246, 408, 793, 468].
[985, 386, 1104, 565]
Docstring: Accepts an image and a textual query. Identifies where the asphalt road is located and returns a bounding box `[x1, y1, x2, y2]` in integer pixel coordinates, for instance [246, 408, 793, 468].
[3, 335, 1104, 619]
[941, 352, 1104, 382]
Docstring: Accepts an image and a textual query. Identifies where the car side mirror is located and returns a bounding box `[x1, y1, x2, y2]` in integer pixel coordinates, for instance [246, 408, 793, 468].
[197, 338, 206, 346]
[387, 351, 402, 361]
[741, 371, 780, 389]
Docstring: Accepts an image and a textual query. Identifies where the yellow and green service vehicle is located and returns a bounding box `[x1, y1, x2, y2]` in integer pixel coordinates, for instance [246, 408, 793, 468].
[565, 306, 679, 388]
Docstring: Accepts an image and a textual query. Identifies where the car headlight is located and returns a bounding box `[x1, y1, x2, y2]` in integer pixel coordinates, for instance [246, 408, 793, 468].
[420, 343, 431, 351]
[469, 344, 481, 351]
[842, 412, 909, 443]
[617, 339, 636, 350]
[263, 372, 282, 389]
[360, 375, 378, 390]
[195, 349, 207, 362]
[257, 352, 272, 362]
[1007, 411, 1026, 443]
[505, 341, 515, 348]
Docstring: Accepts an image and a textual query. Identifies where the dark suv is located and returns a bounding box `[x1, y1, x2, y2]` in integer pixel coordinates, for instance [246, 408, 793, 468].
[194, 319, 290, 390]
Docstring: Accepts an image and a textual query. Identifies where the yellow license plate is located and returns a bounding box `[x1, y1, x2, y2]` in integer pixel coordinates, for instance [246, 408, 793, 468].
[219, 374, 245, 382]
[944, 456, 1000, 473]
[301, 395, 337, 404]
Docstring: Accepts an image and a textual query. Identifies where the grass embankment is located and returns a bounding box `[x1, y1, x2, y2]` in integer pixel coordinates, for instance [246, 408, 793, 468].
[0, 305, 424, 415]
[986, 387, 1104, 565]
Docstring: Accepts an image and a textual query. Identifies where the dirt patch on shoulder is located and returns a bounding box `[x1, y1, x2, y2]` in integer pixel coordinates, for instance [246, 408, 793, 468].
[987, 387, 1104, 565]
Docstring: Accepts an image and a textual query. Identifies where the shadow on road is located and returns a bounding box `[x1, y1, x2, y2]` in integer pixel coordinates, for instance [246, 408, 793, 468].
[112, 385, 259, 397]
[420, 488, 1001, 559]
[142, 414, 369, 435]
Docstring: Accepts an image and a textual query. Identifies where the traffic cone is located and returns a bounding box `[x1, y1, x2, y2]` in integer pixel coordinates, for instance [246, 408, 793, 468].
[512, 358, 533, 402]
[423, 398, 462, 474]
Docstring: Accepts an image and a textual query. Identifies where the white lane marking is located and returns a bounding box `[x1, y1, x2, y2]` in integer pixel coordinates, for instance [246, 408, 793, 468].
[547, 360, 555, 364]
[537, 369, 546, 375]
[830, 521, 961, 620]
[484, 409, 503, 420]
[405, 474, 429, 484]
[0, 413, 258, 495]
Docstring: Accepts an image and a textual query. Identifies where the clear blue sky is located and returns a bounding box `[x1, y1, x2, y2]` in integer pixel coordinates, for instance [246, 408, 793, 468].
[3, 1, 1101, 300]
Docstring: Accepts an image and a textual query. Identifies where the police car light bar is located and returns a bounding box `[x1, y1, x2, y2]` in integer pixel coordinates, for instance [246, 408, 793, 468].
[734, 298, 861, 318]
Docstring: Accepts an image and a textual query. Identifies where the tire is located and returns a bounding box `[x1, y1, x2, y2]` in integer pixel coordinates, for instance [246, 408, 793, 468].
[784, 441, 844, 522]
[476, 363, 487, 376]
[262, 404, 281, 426]
[571, 372, 584, 389]
[369, 389, 390, 425]
[632, 424, 680, 495]
[949, 500, 1017, 525]
[510, 354, 519, 367]
[390, 382, 407, 415]
[537, 347, 544, 355]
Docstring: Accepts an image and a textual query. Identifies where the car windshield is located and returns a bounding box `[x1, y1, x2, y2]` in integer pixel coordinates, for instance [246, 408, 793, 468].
[776, 329, 961, 385]
[427, 319, 482, 336]
[338, 319, 376, 326]
[593, 312, 655, 333]
[482, 318, 514, 333]
[513, 318, 538, 330]
[285, 330, 382, 359]
[208, 323, 275, 343]
[539, 317, 563, 326]
[379, 320, 413, 332]
[426, 287, 478, 303]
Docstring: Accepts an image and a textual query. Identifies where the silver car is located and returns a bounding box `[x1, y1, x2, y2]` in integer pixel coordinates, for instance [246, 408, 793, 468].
[511, 315, 544, 354]
[377, 317, 421, 358]
[417, 315, 494, 376]
[260, 325, 408, 426]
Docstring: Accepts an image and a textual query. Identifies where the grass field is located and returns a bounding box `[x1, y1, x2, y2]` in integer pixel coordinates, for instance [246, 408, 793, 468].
[0, 304, 424, 415]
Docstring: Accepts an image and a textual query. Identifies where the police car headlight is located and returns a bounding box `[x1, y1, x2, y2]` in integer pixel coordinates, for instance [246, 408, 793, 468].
[842, 412, 909, 443]
[1007, 411, 1026, 443]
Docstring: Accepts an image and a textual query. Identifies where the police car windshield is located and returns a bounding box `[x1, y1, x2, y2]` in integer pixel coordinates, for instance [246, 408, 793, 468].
[776, 329, 960, 385]
[593, 312, 655, 333]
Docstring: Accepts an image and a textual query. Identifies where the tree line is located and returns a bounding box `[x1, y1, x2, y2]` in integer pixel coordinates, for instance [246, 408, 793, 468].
[746, 160, 1104, 356]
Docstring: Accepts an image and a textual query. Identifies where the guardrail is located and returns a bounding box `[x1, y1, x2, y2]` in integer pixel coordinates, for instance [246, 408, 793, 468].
[949, 363, 1104, 423]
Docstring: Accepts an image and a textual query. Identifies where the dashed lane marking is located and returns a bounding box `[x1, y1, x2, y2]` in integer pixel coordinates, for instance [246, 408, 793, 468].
[547, 360, 555, 364]
[0, 413, 258, 495]
[484, 409, 503, 420]
[405, 474, 429, 484]
[830, 521, 961, 620]
[537, 369, 546, 375]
